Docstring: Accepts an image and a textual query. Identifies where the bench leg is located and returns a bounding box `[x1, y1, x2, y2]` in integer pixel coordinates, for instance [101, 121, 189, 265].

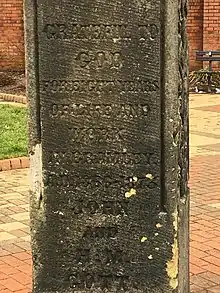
[207, 73, 212, 93]
[208, 61, 212, 93]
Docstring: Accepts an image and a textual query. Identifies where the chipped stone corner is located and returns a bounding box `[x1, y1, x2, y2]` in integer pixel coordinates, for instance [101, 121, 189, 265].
[29, 143, 44, 212]
[29, 143, 45, 288]
[166, 210, 179, 290]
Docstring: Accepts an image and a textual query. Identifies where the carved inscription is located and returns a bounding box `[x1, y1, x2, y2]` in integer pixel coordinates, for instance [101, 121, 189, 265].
[83, 227, 118, 239]
[46, 172, 158, 192]
[69, 272, 130, 290]
[30, 0, 167, 291]
[76, 51, 122, 69]
[51, 103, 149, 119]
[41, 79, 159, 93]
[74, 248, 126, 265]
[69, 200, 128, 215]
[74, 248, 90, 264]
[67, 127, 126, 144]
[48, 151, 159, 166]
[50, 103, 150, 119]
[43, 23, 159, 41]
[69, 247, 144, 290]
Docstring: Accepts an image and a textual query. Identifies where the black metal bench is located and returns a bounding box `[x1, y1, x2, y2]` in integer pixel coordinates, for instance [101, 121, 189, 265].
[196, 51, 220, 92]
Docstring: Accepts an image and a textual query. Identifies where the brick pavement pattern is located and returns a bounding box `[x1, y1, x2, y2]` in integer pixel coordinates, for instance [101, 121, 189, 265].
[190, 94, 220, 293]
[0, 169, 31, 293]
[0, 94, 220, 292]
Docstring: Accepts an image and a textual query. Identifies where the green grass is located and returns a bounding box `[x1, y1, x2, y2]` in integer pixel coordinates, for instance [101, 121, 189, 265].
[0, 104, 28, 160]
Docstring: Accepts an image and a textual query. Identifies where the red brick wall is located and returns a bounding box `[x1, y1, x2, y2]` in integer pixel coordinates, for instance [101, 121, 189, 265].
[0, 1, 219, 71]
[203, 0, 220, 69]
[188, 0, 220, 71]
[187, 0, 204, 71]
[0, 0, 25, 71]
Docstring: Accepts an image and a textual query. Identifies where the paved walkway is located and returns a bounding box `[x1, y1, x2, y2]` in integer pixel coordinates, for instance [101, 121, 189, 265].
[0, 169, 31, 293]
[0, 94, 220, 293]
[189, 94, 220, 293]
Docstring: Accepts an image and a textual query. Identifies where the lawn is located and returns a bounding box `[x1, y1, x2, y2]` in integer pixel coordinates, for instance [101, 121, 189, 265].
[0, 104, 28, 160]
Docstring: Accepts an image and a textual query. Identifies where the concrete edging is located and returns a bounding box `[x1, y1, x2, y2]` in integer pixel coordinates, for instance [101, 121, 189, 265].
[0, 93, 26, 104]
[0, 157, 29, 171]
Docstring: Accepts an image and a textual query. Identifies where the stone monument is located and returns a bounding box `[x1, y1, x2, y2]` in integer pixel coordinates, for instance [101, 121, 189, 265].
[25, 0, 189, 292]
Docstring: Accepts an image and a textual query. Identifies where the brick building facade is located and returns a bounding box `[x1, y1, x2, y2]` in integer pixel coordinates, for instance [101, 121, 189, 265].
[188, 0, 220, 70]
[0, 0, 24, 70]
[0, 0, 219, 71]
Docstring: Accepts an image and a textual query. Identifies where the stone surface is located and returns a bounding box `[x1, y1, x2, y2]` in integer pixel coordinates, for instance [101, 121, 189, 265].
[24, 1, 189, 293]
[1, 94, 220, 293]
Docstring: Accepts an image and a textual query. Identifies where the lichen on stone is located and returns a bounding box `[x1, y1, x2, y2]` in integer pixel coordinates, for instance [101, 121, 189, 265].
[125, 188, 136, 198]
[140, 236, 148, 242]
[146, 173, 153, 180]
[166, 211, 179, 289]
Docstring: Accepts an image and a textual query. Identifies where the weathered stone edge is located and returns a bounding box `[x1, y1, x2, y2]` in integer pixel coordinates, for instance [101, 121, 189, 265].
[0, 156, 29, 171]
[0, 93, 27, 104]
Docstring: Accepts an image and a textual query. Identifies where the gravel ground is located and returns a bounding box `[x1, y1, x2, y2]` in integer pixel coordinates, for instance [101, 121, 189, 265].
[0, 71, 26, 95]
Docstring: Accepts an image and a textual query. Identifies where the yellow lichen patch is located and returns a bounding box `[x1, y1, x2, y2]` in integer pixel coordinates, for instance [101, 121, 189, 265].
[148, 255, 153, 260]
[146, 173, 153, 180]
[173, 211, 178, 232]
[166, 211, 179, 290]
[170, 278, 178, 290]
[140, 236, 148, 243]
[125, 188, 136, 198]
[166, 238, 178, 289]
[133, 176, 138, 182]
[156, 223, 162, 228]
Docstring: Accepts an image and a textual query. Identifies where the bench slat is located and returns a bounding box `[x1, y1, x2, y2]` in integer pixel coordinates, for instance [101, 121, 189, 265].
[196, 51, 220, 56]
[196, 56, 220, 61]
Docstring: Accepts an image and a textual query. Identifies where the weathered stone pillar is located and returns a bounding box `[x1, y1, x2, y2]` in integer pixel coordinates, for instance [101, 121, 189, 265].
[24, 1, 189, 293]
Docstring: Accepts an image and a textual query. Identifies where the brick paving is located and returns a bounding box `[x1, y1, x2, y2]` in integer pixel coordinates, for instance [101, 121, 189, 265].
[189, 94, 220, 293]
[0, 93, 220, 292]
[0, 169, 31, 293]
